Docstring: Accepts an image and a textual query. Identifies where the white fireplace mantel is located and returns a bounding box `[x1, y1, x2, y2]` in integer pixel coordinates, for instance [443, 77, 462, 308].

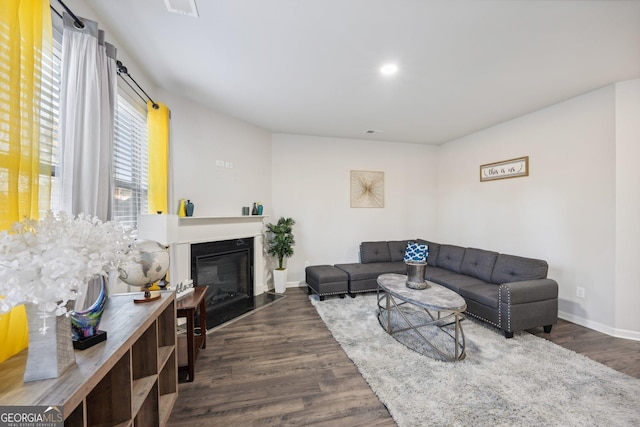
[137, 214, 269, 295]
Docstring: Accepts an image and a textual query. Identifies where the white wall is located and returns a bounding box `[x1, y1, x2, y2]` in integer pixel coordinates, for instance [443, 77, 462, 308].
[160, 90, 272, 217]
[438, 86, 620, 334]
[614, 79, 640, 338]
[65, 0, 154, 109]
[73, 0, 273, 218]
[69, 0, 640, 337]
[271, 134, 439, 285]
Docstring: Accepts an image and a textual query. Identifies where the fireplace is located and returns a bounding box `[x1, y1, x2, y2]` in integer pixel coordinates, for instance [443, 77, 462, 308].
[135, 214, 284, 329]
[189, 236, 282, 329]
[191, 238, 254, 327]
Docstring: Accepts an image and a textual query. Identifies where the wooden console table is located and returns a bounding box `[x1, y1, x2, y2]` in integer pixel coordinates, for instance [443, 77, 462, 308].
[176, 285, 207, 382]
[0, 292, 178, 426]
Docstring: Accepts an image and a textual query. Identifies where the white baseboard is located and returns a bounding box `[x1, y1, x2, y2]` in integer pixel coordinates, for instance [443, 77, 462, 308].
[276, 281, 306, 290]
[559, 311, 640, 342]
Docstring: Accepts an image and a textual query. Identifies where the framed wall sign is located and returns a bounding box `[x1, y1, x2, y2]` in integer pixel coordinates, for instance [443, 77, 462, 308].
[350, 170, 384, 208]
[480, 156, 529, 182]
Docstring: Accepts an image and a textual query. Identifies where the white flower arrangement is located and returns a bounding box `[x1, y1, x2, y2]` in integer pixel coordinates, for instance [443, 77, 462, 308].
[0, 211, 136, 316]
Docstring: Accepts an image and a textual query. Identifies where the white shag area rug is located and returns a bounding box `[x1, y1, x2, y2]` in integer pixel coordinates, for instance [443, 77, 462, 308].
[310, 294, 640, 427]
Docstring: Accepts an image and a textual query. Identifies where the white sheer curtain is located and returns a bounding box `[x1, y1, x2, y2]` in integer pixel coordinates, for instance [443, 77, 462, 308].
[59, 13, 117, 221]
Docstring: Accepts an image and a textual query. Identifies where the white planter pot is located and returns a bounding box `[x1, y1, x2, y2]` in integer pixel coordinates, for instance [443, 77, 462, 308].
[273, 269, 287, 293]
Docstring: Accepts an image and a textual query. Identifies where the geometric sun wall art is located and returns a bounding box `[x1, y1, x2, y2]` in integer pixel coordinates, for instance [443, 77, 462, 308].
[350, 170, 384, 208]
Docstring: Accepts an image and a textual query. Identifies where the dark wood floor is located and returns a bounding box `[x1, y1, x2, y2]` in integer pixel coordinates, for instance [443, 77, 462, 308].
[529, 318, 640, 379]
[167, 287, 640, 426]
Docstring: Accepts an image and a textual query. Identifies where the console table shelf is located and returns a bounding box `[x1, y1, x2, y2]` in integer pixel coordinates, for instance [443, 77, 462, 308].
[176, 285, 207, 382]
[0, 292, 178, 426]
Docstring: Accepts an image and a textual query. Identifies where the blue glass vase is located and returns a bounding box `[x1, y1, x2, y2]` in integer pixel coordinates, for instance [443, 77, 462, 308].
[70, 275, 108, 342]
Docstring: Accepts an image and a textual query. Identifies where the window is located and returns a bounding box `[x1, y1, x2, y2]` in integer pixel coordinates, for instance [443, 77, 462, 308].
[113, 95, 148, 228]
[42, 20, 62, 214]
[46, 11, 149, 227]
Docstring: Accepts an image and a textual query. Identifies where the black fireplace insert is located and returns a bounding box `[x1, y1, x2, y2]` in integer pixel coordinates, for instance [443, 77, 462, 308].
[190, 238, 280, 329]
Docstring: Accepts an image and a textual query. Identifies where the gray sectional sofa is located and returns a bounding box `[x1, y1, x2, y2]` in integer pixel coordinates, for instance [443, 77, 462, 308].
[306, 239, 558, 338]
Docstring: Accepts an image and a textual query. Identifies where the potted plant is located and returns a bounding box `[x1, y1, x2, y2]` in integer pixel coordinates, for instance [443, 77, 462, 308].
[265, 217, 295, 293]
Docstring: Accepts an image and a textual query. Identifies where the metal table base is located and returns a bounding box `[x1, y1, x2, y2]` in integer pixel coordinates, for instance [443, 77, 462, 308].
[377, 281, 466, 362]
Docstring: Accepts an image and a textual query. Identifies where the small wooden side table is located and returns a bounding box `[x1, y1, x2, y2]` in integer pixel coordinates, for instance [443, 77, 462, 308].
[176, 285, 207, 382]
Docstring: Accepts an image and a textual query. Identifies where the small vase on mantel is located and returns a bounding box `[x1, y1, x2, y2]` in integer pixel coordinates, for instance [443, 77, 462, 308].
[178, 199, 187, 217]
[24, 302, 76, 382]
[251, 203, 258, 215]
[186, 200, 194, 217]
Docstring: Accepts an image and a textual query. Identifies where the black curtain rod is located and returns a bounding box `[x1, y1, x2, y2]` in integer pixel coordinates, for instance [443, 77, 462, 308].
[51, 1, 160, 110]
[117, 61, 160, 110]
[118, 73, 150, 106]
[50, 5, 62, 20]
[51, 5, 150, 108]
[56, 0, 84, 30]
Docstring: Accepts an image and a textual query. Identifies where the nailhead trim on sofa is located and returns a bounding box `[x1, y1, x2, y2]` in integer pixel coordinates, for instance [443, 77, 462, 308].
[465, 311, 501, 329]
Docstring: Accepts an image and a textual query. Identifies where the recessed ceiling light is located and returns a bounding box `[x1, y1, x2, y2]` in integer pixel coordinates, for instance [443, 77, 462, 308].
[165, 0, 199, 18]
[380, 63, 398, 76]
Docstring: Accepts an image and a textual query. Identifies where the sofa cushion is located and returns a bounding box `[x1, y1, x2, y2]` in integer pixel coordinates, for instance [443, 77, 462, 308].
[427, 270, 488, 293]
[305, 265, 349, 285]
[424, 265, 450, 282]
[360, 241, 391, 263]
[491, 254, 549, 284]
[305, 265, 349, 295]
[460, 248, 499, 283]
[458, 283, 500, 309]
[388, 240, 410, 262]
[335, 261, 405, 281]
[417, 239, 440, 267]
[436, 244, 465, 273]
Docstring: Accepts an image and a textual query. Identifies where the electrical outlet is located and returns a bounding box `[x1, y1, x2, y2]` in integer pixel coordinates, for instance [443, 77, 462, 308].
[576, 286, 586, 299]
[225, 161, 233, 168]
[215, 160, 224, 167]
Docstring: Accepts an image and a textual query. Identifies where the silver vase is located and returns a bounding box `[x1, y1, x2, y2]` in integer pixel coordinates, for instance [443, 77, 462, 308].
[24, 303, 76, 382]
[406, 261, 429, 290]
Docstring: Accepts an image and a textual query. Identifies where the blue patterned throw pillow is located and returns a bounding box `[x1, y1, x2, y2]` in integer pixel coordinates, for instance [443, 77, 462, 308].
[404, 242, 428, 263]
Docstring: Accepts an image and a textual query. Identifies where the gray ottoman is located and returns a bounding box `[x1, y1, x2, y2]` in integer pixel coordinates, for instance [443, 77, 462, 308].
[305, 265, 349, 301]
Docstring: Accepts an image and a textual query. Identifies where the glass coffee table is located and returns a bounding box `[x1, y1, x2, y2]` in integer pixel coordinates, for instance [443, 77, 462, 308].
[377, 273, 467, 361]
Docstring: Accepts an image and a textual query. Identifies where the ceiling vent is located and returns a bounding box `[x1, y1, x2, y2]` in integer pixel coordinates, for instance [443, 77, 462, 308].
[164, 0, 199, 18]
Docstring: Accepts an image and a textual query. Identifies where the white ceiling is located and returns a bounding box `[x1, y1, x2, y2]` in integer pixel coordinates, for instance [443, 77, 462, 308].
[84, 0, 640, 145]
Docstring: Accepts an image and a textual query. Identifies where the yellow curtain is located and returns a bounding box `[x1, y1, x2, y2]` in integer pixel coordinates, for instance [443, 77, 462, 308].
[147, 102, 170, 215]
[0, 0, 52, 363]
[0, 305, 29, 363]
[0, 0, 52, 228]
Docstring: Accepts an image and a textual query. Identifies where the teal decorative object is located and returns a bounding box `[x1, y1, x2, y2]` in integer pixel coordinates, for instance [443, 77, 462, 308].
[70, 275, 108, 349]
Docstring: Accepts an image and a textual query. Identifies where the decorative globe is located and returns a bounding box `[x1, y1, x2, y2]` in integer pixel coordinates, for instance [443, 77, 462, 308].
[119, 240, 170, 289]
